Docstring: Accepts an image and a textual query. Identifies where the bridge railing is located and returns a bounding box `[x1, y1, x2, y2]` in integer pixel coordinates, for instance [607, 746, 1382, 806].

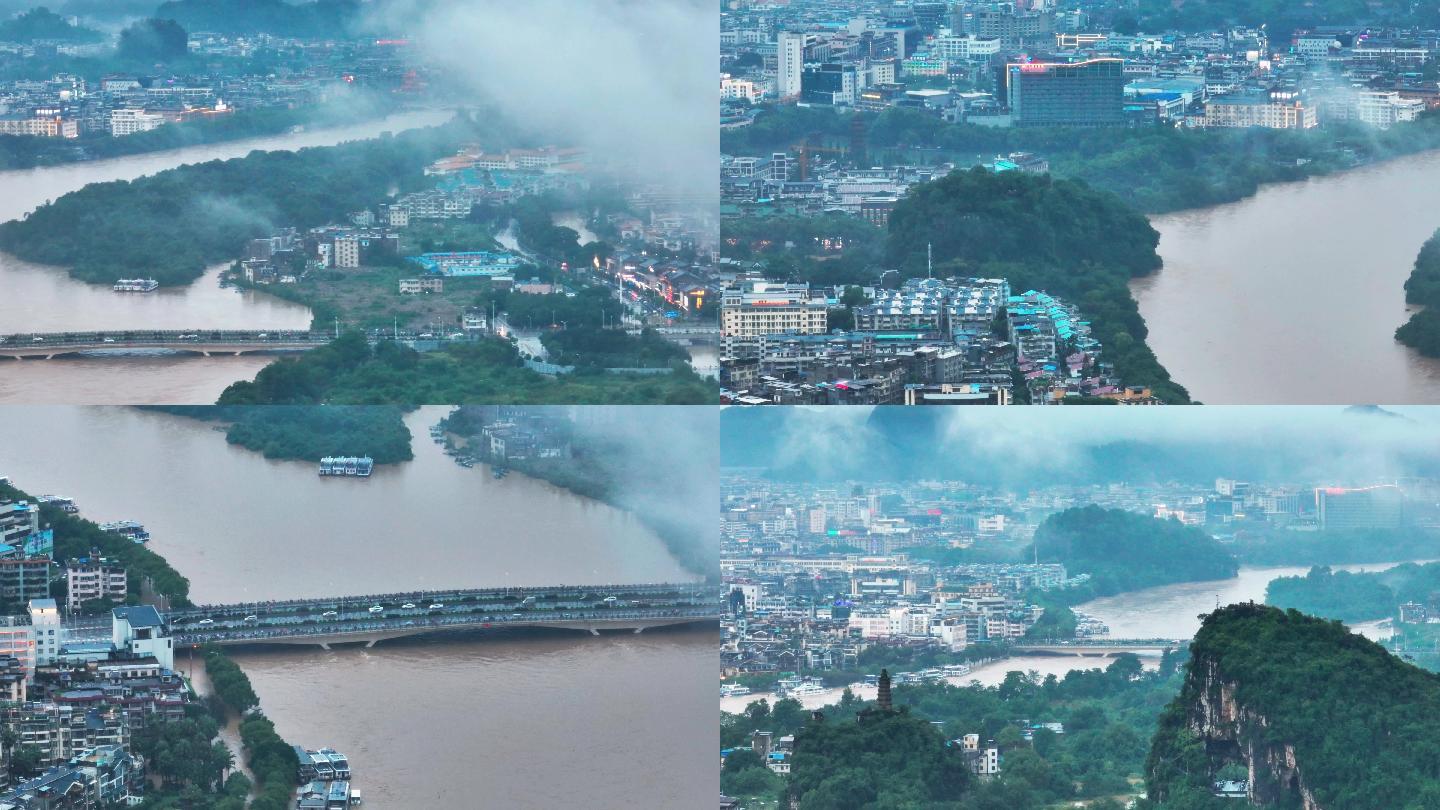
[171, 582, 713, 618]
[173, 605, 718, 644]
[0, 330, 334, 348]
[1014, 638, 1189, 647]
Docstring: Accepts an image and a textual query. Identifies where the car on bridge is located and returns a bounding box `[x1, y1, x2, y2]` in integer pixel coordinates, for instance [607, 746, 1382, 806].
[368, 605, 383, 613]
[401, 603, 415, 609]
[429, 603, 444, 610]
[322, 610, 338, 618]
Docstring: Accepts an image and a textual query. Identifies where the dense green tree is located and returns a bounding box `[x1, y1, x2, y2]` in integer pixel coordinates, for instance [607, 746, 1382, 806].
[117, 18, 189, 62]
[1147, 604, 1440, 808]
[0, 479, 192, 606]
[788, 709, 973, 808]
[1030, 505, 1238, 599]
[0, 116, 494, 285]
[217, 331, 712, 405]
[0, 8, 103, 42]
[884, 169, 1188, 402]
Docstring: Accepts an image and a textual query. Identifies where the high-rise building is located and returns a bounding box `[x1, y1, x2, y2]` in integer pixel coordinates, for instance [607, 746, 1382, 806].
[0, 558, 51, 605]
[720, 282, 828, 339]
[28, 599, 60, 667]
[1007, 58, 1125, 127]
[777, 31, 805, 99]
[1315, 485, 1405, 530]
[801, 63, 857, 106]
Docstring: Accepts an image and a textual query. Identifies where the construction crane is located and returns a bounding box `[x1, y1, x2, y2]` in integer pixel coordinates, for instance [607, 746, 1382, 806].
[787, 118, 869, 181]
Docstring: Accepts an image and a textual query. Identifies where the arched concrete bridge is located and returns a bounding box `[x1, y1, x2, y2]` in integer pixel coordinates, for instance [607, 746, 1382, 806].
[0, 330, 331, 359]
[1010, 638, 1189, 657]
[141, 582, 717, 650]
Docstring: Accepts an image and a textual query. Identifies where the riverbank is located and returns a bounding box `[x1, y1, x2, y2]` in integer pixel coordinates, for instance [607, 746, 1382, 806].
[1396, 227, 1440, 356]
[0, 116, 481, 286]
[148, 405, 416, 465]
[440, 406, 715, 580]
[198, 646, 303, 810]
[0, 98, 415, 171]
[0, 477, 193, 607]
[0, 406, 694, 602]
[719, 653, 1164, 715]
[724, 104, 1440, 216]
[1136, 148, 1440, 403]
[215, 332, 715, 405]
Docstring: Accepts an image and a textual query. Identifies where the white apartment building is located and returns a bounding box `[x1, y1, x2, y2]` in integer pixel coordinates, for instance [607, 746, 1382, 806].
[931, 35, 1002, 61]
[0, 115, 78, 138]
[1356, 90, 1425, 128]
[720, 282, 828, 338]
[111, 606, 173, 671]
[1202, 95, 1316, 129]
[65, 561, 127, 613]
[722, 74, 766, 103]
[333, 235, 361, 268]
[109, 108, 165, 136]
[776, 31, 805, 98]
[29, 599, 60, 667]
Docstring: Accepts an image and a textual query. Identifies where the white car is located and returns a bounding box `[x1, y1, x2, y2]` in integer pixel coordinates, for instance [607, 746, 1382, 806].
[243, 615, 258, 622]
[102, 337, 116, 343]
[368, 605, 384, 613]
[198, 619, 214, 626]
[321, 610, 339, 618]
[429, 603, 444, 610]
[401, 603, 415, 609]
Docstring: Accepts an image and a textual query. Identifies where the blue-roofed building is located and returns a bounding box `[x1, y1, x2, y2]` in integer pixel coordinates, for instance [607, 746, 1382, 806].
[409, 250, 521, 278]
[111, 606, 173, 671]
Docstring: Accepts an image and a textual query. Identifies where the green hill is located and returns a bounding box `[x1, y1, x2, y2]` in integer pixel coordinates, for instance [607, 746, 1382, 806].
[1146, 603, 1440, 809]
[1032, 505, 1238, 598]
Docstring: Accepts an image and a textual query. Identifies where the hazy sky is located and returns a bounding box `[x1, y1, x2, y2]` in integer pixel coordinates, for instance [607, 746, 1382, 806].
[374, 0, 717, 203]
[722, 406, 1440, 487]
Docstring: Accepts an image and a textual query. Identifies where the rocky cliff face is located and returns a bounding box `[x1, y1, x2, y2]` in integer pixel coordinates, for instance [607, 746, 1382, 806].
[1147, 603, 1440, 810]
[1183, 655, 1321, 810]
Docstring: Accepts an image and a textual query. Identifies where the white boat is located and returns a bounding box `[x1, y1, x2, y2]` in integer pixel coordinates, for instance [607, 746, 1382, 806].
[113, 278, 159, 292]
[720, 684, 751, 697]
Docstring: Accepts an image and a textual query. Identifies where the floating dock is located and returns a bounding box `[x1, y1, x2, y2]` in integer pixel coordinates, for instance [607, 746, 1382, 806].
[98, 520, 150, 543]
[113, 278, 160, 292]
[318, 457, 373, 477]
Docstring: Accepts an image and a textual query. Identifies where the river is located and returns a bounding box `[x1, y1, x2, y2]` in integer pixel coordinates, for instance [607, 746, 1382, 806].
[1134, 150, 1440, 404]
[0, 406, 696, 600]
[0, 405, 714, 806]
[722, 560, 1423, 715]
[0, 109, 451, 404]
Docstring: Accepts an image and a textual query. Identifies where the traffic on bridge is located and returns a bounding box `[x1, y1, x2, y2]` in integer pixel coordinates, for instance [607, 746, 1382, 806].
[160, 582, 718, 647]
